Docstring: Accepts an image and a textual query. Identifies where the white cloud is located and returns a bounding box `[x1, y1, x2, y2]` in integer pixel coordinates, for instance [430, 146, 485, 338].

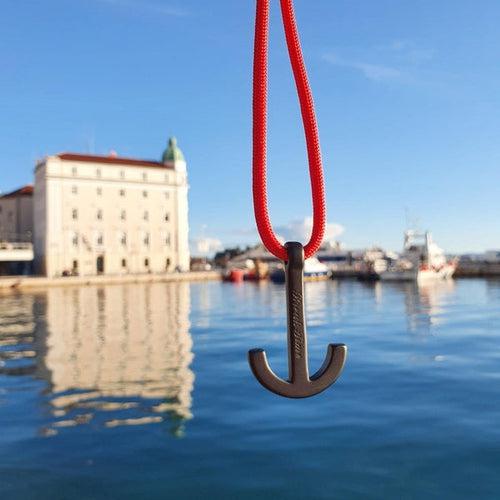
[323, 41, 434, 84]
[323, 53, 404, 83]
[190, 237, 223, 257]
[275, 217, 345, 245]
[351, 62, 403, 82]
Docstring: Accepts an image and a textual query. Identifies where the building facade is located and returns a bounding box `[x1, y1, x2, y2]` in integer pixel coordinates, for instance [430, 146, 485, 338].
[33, 138, 190, 277]
[0, 185, 34, 242]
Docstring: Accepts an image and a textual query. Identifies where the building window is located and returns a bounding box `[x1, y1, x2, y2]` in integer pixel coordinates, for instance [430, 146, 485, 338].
[164, 213, 170, 222]
[7, 211, 13, 221]
[72, 167, 77, 176]
[143, 233, 150, 246]
[72, 260, 79, 272]
[96, 233, 104, 246]
[164, 191, 169, 199]
[121, 258, 127, 268]
[119, 189, 125, 197]
[72, 185, 78, 194]
[96, 168, 102, 178]
[120, 210, 126, 221]
[120, 232, 127, 247]
[166, 258, 171, 271]
[165, 233, 171, 246]
[165, 173, 169, 183]
[96, 255, 105, 274]
[72, 209, 78, 220]
[97, 209, 103, 220]
[142, 190, 148, 198]
[120, 170, 125, 179]
[143, 211, 149, 221]
[142, 172, 148, 181]
[97, 187, 102, 196]
[71, 232, 79, 247]
[144, 258, 150, 268]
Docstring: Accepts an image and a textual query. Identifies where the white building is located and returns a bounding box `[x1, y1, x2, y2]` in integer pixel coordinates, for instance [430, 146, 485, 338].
[33, 138, 190, 277]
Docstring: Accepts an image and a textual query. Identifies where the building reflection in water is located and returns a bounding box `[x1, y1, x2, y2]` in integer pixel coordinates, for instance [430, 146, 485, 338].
[384, 281, 456, 335]
[0, 294, 37, 375]
[0, 282, 194, 437]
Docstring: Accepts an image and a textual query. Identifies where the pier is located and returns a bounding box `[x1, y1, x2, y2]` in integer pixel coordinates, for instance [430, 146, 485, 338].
[455, 261, 500, 278]
[0, 237, 34, 275]
[0, 241, 33, 263]
[0, 271, 221, 292]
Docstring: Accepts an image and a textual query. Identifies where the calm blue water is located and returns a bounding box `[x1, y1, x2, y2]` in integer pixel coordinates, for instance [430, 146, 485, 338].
[1, 279, 500, 499]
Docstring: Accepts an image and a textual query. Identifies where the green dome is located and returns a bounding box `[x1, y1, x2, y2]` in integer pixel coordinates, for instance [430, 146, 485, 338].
[162, 137, 185, 164]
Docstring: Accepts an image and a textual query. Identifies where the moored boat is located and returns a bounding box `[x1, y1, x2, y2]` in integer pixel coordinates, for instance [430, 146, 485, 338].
[379, 231, 456, 283]
[269, 257, 331, 283]
[223, 268, 245, 283]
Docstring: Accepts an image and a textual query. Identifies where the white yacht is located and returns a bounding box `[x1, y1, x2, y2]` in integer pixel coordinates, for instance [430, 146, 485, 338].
[379, 231, 456, 283]
[269, 257, 331, 283]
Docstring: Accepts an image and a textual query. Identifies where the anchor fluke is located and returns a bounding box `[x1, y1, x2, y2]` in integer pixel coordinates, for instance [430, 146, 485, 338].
[248, 348, 295, 398]
[248, 343, 347, 399]
[248, 242, 347, 398]
[309, 343, 347, 387]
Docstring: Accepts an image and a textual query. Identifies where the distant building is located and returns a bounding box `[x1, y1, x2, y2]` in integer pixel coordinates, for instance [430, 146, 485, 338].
[484, 250, 500, 263]
[33, 138, 190, 277]
[0, 185, 34, 241]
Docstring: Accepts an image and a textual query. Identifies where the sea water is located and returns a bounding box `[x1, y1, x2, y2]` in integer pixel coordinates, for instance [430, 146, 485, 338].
[0, 279, 499, 499]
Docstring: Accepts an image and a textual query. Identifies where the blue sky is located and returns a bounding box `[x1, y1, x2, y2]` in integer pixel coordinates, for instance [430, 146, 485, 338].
[1, 0, 499, 253]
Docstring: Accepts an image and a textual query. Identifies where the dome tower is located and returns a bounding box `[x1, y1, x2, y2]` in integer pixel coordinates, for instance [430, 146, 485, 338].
[162, 137, 186, 173]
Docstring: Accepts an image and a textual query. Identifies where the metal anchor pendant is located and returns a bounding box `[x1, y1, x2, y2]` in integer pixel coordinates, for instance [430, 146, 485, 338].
[248, 242, 347, 398]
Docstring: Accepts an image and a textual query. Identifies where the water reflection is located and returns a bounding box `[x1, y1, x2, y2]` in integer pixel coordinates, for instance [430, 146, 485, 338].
[384, 281, 455, 334]
[0, 283, 194, 437]
[0, 279, 458, 438]
[485, 278, 500, 300]
[0, 294, 37, 376]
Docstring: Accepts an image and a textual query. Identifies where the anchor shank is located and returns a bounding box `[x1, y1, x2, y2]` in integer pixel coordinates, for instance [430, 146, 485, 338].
[285, 242, 309, 383]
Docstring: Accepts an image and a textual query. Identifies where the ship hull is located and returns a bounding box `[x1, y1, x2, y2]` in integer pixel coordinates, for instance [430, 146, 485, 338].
[417, 263, 456, 282]
[380, 263, 456, 282]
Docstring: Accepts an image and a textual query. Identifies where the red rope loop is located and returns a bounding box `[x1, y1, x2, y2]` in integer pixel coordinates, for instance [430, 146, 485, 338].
[253, 0, 326, 261]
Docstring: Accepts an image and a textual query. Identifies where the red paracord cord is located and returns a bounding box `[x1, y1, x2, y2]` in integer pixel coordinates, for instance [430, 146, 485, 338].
[253, 0, 326, 261]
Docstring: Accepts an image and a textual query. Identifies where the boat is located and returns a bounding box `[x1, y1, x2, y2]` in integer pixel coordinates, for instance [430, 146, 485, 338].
[379, 231, 456, 283]
[243, 259, 269, 281]
[269, 257, 331, 283]
[223, 268, 245, 283]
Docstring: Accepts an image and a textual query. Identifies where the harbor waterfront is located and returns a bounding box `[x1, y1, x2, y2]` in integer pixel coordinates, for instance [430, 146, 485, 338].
[0, 271, 220, 292]
[2, 0, 500, 497]
[1, 278, 500, 498]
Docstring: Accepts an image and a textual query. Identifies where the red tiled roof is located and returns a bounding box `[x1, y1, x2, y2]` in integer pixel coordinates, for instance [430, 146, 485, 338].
[56, 153, 172, 169]
[0, 185, 34, 198]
